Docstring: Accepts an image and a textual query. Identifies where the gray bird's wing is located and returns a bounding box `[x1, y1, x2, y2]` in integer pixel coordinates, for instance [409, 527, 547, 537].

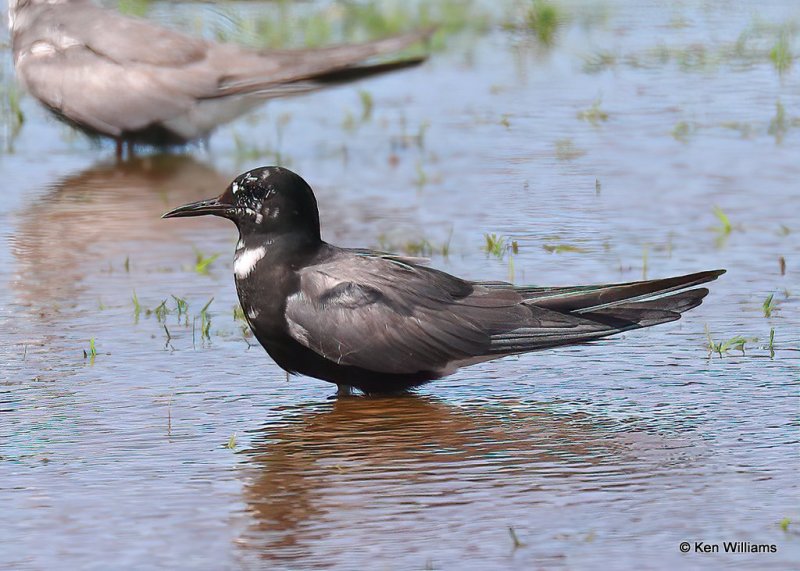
[285, 251, 725, 376]
[283, 250, 620, 376]
[14, 2, 208, 67]
[13, 2, 432, 138]
[214, 27, 435, 95]
[12, 3, 219, 135]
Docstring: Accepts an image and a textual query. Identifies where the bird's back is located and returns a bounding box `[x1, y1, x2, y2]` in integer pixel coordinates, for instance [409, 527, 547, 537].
[11, 1, 433, 145]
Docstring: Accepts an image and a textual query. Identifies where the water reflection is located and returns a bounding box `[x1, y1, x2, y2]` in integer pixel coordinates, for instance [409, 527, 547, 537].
[239, 395, 670, 566]
[10, 155, 233, 307]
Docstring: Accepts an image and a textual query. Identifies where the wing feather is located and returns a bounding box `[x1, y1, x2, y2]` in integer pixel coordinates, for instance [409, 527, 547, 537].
[283, 251, 723, 377]
[284, 250, 605, 375]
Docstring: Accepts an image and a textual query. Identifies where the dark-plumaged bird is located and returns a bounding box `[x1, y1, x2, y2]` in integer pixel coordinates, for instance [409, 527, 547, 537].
[8, 0, 432, 154]
[163, 167, 725, 395]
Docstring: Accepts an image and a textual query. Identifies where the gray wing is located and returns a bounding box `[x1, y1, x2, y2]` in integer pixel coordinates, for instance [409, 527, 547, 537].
[13, 3, 217, 134]
[214, 28, 435, 95]
[283, 251, 628, 376]
[14, 2, 207, 67]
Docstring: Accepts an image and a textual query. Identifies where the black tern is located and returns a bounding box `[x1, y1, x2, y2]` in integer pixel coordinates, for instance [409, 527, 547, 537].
[163, 166, 725, 395]
[9, 0, 433, 154]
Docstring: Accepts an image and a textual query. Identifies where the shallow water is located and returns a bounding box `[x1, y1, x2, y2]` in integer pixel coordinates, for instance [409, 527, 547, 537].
[1, 1, 799, 569]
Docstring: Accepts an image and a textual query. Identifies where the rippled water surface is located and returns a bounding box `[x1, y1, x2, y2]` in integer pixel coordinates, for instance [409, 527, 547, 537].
[1, 1, 798, 569]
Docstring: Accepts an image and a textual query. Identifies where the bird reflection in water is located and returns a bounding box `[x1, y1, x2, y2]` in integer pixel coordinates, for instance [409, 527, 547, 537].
[236, 396, 676, 566]
[10, 155, 233, 309]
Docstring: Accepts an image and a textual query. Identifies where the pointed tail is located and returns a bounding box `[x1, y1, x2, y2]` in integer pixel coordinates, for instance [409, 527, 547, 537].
[485, 270, 725, 354]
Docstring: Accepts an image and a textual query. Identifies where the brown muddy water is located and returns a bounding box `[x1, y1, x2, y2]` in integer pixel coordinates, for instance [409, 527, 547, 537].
[1, 1, 799, 569]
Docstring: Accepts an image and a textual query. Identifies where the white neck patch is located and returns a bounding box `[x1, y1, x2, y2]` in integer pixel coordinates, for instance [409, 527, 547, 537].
[234, 246, 266, 279]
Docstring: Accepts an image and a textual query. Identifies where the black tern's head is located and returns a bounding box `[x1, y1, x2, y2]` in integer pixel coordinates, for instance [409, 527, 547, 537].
[162, 166, 321, 240]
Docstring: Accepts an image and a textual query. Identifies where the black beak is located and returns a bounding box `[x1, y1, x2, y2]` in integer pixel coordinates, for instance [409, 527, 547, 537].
[162, 197, 234, 219]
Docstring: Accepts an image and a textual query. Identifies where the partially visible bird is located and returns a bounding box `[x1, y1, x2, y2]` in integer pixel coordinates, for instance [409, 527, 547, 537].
[8, 0, 433, 155]
[163, 166, 725, 396]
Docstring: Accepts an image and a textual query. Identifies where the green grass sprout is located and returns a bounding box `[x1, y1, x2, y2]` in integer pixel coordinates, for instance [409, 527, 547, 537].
[762, 293, 777, 317]
[194, 248, 220, 275]
[508, 526, 525, 549]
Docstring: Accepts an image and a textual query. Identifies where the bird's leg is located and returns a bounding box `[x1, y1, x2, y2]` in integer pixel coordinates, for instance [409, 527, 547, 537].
[115, 139, 123, 161]
[126, 140, 135, 159]
[335, 384, 356, 398]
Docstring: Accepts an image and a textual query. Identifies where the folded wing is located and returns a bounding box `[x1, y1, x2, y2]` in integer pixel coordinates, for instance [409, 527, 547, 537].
[284, 250, 724, 376]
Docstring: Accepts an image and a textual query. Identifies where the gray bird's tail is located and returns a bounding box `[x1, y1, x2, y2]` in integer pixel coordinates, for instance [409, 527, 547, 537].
[485, 270, 725, 353]
[219, 27, 436, 97]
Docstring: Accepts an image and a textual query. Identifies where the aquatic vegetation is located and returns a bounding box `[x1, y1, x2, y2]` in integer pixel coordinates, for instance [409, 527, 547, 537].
[766, 100, 800, 143]
[233, 304, 246, 322]
[341, 110, 357, 132]
[233, 131, 264, 160]
[720, 121, 755, 139]
[484, 233, 504, 257]
[577, 99, 609, 125]
[720, 99, 800, 144]
[595, 178, 601, 195]
[671, 121, 695, 143]
[769, 33, 793, 74]
[358, 89, 374, 121]
[507, 254, 516, 283]
[390, 114, 429, 150]
[378, 231, 452, 257]
[154, 300, 169, 323]
[711, 206, 733, 247]
[500, 114, 511, 128]
[116, 0, 150, 17]
[582, 51, 617, 74]
[668, 13, 690, 29]
[83, 338, 97, 360]
[482, 234, 518, 281]
[163, 324, 174, 351]
[713, 206, 732, 234]
[780, 517, 791, 532]
[404, 239, 438, 257]
[124, 256, 130, 272]
[642, 246, 649, 280]
[232, 114, 291, 165]
[171, 295, 188, 320]
[226, 433, 237, 449]
[768, 100, 787, 141]
[525, 0, 564, 46]
[508, 526, 525, 549]
[542, 243, 588, 254]
[769, 328, 775, 359]
[1, 80, 25, 153]
[705, 328, 756, 357]
[7, 90, 24, 128]
[132, 290, 142, 322]
[577, 14, 800, 78]
[213, 0, 490, 52]
[779, 256, 786, 276]
[200, 297, 214, 341]
[483, 234, 518, 259]
[193, 248, 220, 275]
[778, 224, 791, 236]
[554, 138, 585, 160]
[414, 160, 428, 188]
[241, 326, 255, 349]
[762, 293, 777, 317]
